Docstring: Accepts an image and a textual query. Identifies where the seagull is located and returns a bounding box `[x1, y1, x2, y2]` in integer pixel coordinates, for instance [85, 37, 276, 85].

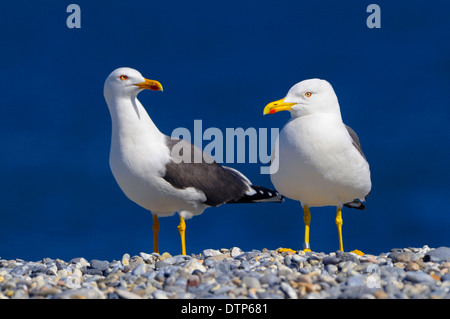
[263, 79, 371, 253]
[104, 67, 283, 255]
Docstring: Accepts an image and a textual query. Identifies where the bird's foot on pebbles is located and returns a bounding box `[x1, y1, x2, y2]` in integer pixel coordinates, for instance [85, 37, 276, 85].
[350, 249, 365, 256]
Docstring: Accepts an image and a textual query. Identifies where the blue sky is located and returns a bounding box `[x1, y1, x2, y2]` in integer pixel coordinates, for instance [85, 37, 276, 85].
[0, 1, 449, 261]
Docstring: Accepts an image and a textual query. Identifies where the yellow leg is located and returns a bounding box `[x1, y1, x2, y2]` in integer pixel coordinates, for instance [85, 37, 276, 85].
[178, 216, 187, 255]
[303, 205, 312, 252]
[152, 215, 159, 254]
[336, 207, 344, 252]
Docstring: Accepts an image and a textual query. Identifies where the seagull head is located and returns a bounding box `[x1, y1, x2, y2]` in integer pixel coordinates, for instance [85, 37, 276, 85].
[263, 79, 341, 118]
[104, 67, 163, 101]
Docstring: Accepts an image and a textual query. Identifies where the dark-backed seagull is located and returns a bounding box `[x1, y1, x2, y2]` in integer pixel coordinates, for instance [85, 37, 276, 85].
[104, 67, 283, 255]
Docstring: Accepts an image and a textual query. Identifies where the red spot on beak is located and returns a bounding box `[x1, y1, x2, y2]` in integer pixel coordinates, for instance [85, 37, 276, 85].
[150, 84, 160, 91]
[270, 109, 276, 114]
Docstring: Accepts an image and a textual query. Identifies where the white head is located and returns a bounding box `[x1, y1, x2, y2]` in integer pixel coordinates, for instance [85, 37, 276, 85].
[263, 79, 341, 119]
[103, 67, 163, 103]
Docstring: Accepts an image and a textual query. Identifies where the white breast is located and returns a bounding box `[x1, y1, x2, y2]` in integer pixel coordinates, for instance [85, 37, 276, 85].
[270, 114, 371, 207]
[108, 98, 207, 217]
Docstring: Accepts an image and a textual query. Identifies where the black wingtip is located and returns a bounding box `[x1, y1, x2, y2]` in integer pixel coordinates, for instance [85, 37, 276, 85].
[227, 185, 284, 204]
[343, 199, 366, 210]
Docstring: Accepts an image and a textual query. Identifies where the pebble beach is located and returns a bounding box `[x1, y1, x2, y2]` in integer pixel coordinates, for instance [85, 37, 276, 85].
[1, 245, 450, 299]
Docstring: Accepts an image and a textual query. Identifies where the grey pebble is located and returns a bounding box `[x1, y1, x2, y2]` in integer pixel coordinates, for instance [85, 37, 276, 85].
[46, 264, 58, 276]
[323, 256, 340, 266]
[346, 275, 365, 287]
[1, 245, 448, 299]
[339, 285, 375, 299]
[202, 249, 222, 258]
[81, 267, 103, 276]
[280, 282, 297, 299]
[291, 254, 305, 263]
[10, 265, 30, 276]
[153, 289, 169, 299]
[339, 261, 357, 273]
[115, 289, 143, 299]
[324, 264, 339, 275]
[90, 260, 110, 271]
[230, 247, 243, 258]
[441, 274, 450, 282]
[139, 252, 154, 262]
[132, 263, 147, 276]
[307, 255, 320, 265]
[32, 263, 47, 274]
[56, 287, 104, 299]
[164, 256, 188, 265]
[155, 260, 169, 269]
[424, 246, 450, 263]
[283, 256, 292, 267]
[404, 271, 435, 284]
[70, 257, 89, 267]
[215, 261, 230, 274]
[260, 273, 281, 287]
[388, 251, 413, 263]
[336, 250, 359, 263]
[242, 276, 261, 289]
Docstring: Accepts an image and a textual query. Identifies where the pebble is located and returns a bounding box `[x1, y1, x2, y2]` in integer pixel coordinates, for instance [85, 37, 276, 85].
[0, 245, 449, 299]
[325, 264, 339, 275]
[202, 249, 222, 258]
[346, 275, 365, 287]
[280, 282, 298, 299]
[121, 254, 130, 266]
[405, 262, 420, 271]
[132, 263, 147, 276]
[153, 289, 169, 299]
[323, 256, 340, 266]
[230, 247, 243, 258]
[404, 271, 435, 284]
[260, 273, 281, 287]
[388, 251, 414, 263]
[424, 247, 450, 263]
[242, 276, 261, 289]
[442, 274, 450, 282]
[115, 289, 143, 299]
[90, 260, 109, 272]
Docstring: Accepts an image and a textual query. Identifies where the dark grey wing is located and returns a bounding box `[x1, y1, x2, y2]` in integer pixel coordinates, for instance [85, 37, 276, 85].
[345, 125, 366, 160]
[163, 137, 249, 207]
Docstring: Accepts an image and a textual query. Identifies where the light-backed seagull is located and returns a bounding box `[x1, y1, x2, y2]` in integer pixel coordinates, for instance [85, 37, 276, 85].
[263, 79, 371, 253]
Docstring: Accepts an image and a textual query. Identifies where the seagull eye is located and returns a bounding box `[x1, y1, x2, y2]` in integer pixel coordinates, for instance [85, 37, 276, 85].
[119, 75, 128, 81]
[305, 92, 312, 98]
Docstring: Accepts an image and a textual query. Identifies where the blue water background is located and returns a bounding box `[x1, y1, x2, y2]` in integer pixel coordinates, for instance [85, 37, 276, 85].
[0, 1, 449, 261]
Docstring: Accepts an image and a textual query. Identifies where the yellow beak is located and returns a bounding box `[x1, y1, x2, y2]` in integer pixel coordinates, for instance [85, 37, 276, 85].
[135, 78, 163, 91]
[263, 98, 296, 115]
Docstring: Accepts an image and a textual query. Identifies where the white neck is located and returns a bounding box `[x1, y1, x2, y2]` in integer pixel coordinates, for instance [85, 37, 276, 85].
[106, 92, 173, 184]
[107, 95, 162, 138]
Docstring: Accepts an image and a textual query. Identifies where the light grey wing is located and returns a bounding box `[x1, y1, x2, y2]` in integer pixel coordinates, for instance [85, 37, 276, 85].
[343, 125, 370, 209]
[345, 125, 366, 160]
